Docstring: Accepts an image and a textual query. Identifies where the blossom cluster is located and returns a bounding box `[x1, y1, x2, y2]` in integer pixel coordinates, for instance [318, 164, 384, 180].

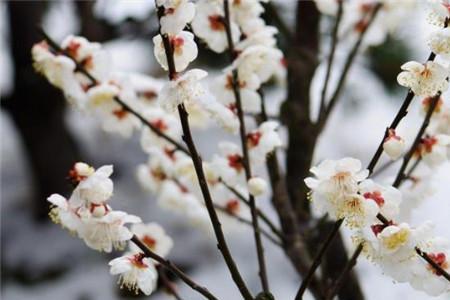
[306, 1, 450, 295]
[48, 162, 173, 295]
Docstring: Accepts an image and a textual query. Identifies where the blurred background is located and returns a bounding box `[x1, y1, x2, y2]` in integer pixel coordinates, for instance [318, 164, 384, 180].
[1, 1, 449, 299]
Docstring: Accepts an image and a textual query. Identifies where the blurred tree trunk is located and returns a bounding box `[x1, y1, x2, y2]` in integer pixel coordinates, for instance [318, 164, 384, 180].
[281, 2, 365, 299]
[3, 1, 81, 220]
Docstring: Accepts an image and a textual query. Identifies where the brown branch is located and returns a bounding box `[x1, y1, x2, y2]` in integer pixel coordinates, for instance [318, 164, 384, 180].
[295, 219, 344, 300]
[155, 5, 253, 299]
[392, 93, 441, 187]
[223, 0, 269, 293]
[213, 204, 283, 247]
[131, 235, 218, 300]
[366, 18, 448, 175]
[318, 0, 343, 118]
[325, 243, 364, 300]
[317, 3, 382, 130]
[38, 28, 189, 156]
[220, 179, 284, 241]
[158, 267, 184, 300]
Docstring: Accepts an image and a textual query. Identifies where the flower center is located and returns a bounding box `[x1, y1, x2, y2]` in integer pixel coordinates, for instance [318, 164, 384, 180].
[170, 36, 185, 55]
[142, 235, 157, 250]
[208, 15, 225, 31]
[363, 191, 385, 207]
[427, 252, 449, 276]
[226, 199, 240, 214]
[227, 154, 243, 172]
[113, 108, 128, 120]
[129, 253, 148, 269]
[247, 132, 262, 148]
[381, 228, 410, 251]
[150, 119, 168, 131]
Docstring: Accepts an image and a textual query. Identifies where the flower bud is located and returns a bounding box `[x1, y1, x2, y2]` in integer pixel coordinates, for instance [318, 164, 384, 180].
[383, 130, 405, 160]
[248, 177, 267, 197]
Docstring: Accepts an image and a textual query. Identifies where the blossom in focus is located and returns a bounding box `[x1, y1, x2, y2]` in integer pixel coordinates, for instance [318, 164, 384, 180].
[397, 61, 449, 97]
[191, 0, 240, 53]
[305, 158, 369, 222]
[109, 253, 158, 295]
[130, 223, 173, 258]
[383, 129, 405, 160]
[153, 31, 198, 72]
[358, 179, 402, 220]
[157, 0, 195, 35]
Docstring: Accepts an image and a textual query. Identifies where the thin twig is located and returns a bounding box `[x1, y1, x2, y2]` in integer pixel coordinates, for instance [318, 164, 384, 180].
[131, 236, 218, 300]
[38, 28, 189, 156]
[220, 179, 284, 241]
[366, 18, 448, 175]
[223, 0, 269, 293]
[317, 3, 382, 130]
[325, 243, 364, 300]
[392, 93, 441, 187]
[214, 204, 283, 247]
[295, 219, 344, 300]
[155, 4, 253, 299]
[158, 267, 184, 300]
[318, 0, 343, 118]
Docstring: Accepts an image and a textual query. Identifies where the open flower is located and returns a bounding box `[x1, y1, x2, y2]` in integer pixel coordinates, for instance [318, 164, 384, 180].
[428, 27, 450, 58]
[80, 210, 141, 252]
[140, 107, 182, 150]
[359, 179, 402, 220]
[157, 0, 195, 35]
[158, 69, 208, 112]
[417, 134, 450, 167]
[247, 121, 282, 164]
[130, 223, 173, 258]
[109, 253, 158, 295]
[191, 0, 240, 53]
[397, 61, 449, 96]
[153, 31, 198, 72]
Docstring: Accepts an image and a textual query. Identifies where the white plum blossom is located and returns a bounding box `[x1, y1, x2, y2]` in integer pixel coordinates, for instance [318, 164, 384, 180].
[428, 27, 450, 58]
[109, 253, 158, 295]
[247, 121, 282, 164]
[80, 210, 141, 252]
[358, 179, 402, 220]
[191, 0, 240, 53]
[229, 45, 284, 89]
[305, 158, 371, 225]
[158, 69, 208, 112]
[140, 107, 181, 151]
[130, 223, 173, 258]
[211, 73, 262, 113]
[157, 0, 195, 35]
[248, 177, 268, 197]
[383, 129, 405, 160]
[427, 0, 450, 27]
[47, 194, 84, 233]
[153, 31, 198, 72]
[397, 61, 449, 96]
[417, 134, 450, 167]
[70, 164, 114, 206]
[210, 142, 245, 185]
[32, 41, 87, 107]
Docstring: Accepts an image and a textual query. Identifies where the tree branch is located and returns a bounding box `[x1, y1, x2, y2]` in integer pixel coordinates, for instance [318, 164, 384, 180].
[318, 0, 343, 118]
[317, 3, 382, 130]
[392, 93, 441, 187]
[38, 28, 189, 156]
[131, 235, 217, 300]
[223, 0, 269, 293]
